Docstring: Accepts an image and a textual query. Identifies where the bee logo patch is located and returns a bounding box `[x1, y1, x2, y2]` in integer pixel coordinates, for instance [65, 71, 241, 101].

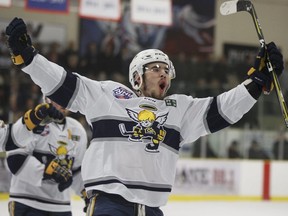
[119, 108, 168, 153]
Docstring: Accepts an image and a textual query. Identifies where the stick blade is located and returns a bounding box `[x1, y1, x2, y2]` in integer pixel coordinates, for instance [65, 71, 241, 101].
[220, 0, 252, 15]
[220, 0, 239, 15]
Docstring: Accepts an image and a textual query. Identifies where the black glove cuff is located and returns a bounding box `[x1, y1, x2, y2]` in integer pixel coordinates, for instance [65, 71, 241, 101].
[244, 79, 262, 100]
[21, 46, 38, 66]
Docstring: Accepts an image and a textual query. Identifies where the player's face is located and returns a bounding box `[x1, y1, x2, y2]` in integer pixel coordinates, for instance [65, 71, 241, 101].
[141, 62, 171, 100]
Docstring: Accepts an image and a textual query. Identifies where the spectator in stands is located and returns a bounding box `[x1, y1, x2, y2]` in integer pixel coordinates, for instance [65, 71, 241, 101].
[248, 139, 269, 160]
[46, 42, 62, 65]
[98, 35, 122, 79]
[272, 131, 288, 160]
[227, 140, 242, 159]
[192, 139, 218, 158]
[81, 41, 100, 77]
[63, 51, 82, 73]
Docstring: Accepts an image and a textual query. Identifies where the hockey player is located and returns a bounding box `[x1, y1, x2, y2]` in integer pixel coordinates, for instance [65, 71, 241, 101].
[2, 99, 88, 216]
[0, 120, 9, 152]
[5, 17, 284, 216]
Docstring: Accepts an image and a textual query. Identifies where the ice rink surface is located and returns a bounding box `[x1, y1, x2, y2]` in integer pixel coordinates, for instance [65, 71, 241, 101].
[1, 199, 288, 216]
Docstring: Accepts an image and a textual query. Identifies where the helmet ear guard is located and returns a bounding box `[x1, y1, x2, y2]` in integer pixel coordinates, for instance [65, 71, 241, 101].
[129, 49, 176, 91]
[131, 70, 143, 91]
[168, 60, 176, 80]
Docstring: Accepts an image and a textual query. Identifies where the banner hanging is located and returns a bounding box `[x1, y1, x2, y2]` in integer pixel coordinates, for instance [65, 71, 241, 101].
[79, 0, 121, 21]
[0, 0, 11, 7]
[131, 0, 172, 26]
[25, 0, 69, 13]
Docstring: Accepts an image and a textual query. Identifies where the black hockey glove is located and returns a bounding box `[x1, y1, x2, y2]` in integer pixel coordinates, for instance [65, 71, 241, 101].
[44, 159, 73, 192]
[58, 177, 73, 192]
[5, 17, 38, 66]
[23, 103, 64, 131]
[247, 42, 283, 94]
[267, 42, 284, 76]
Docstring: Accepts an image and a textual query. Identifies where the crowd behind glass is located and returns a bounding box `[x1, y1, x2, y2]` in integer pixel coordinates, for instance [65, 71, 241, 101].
[0, 30, 287, 161]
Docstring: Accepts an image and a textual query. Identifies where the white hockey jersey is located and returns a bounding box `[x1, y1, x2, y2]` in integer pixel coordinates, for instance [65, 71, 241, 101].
[22, 54, 257, 207]
[0, 123, 10, 152]
[4, 116, 88, 212]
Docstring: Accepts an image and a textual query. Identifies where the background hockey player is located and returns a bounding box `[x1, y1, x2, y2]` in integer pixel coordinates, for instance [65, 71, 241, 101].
[5, 17, 284, 216]
[0, 120, 9, 152]
[2, 99, 88, 216]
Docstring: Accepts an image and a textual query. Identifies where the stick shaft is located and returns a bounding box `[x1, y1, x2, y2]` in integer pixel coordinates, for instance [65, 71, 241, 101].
[246, 2, 288, 127]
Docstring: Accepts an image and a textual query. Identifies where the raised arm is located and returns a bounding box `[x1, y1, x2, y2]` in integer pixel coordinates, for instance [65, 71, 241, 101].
[5, 17, 108, 117]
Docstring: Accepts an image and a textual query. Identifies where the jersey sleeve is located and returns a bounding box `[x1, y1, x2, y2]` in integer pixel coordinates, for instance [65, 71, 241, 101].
[9, 118, 35, 149]
[6, 119, 45, 187]
[180, 83, 256, 145]
[8, 153, 46, 187]
[22, 54, 106, 115]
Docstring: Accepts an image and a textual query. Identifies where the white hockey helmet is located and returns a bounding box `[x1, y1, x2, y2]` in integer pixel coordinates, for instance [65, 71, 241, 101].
[129, 49, 176, 91]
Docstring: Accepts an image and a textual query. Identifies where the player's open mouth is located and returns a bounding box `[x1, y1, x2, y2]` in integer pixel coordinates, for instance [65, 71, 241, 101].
[159, 81, 166, 92]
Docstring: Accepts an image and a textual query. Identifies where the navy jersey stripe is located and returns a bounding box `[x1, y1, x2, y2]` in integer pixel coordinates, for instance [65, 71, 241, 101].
[48, 71, 78, 108]
[5, 124, 18, 151]
[8, 152, 52, 175]
[206, 97, 231, 133]
[91, 119, 180, 151]
[33, 152, 54, 164]
[162, 127, 181, 151]
[84, 179, 171, 192]
[92, 119, 131, 138]
[7, 155, 28, 175]
[9, 194, 70, 205]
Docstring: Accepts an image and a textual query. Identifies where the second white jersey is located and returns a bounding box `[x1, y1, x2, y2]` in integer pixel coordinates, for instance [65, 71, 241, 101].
[5, 117, 87, 212]
[23, 54, 257, 207]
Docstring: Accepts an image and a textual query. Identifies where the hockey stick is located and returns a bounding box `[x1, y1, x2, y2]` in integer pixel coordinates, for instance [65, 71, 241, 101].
[220, 0, 288, 128]
[119, 123, 133, 136]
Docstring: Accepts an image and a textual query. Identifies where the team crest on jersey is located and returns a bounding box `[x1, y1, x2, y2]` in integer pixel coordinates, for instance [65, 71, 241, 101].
[48, 131, 75, 175]
[119, 107, 168, 153]
[113, 87, 133, 99]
